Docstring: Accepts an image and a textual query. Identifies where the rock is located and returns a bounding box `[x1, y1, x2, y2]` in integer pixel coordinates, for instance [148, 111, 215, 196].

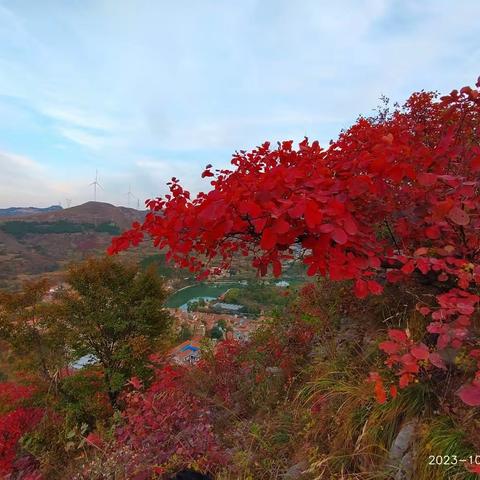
[266, 366, 283, 375]
[387, 419, 419, 480]
[283, 461, 308, 479]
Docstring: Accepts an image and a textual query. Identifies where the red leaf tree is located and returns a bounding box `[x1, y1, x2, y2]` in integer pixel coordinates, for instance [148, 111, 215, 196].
[81, 364, 227, 479]
[0, 382, 43, 477]
[110, 79, 480, 405]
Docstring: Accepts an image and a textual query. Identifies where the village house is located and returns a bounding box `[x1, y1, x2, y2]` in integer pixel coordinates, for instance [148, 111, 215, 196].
[167, 337, 202, 366]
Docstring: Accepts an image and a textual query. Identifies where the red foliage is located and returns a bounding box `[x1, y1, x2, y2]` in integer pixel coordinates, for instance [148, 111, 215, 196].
[110, 79, 480, 405]
[196, 340, 246, 405]
[0, 408, 43, 476]
[379, 329, 431, 389]
[0, 383, 37, 411]
[85, 432, 104, 449]
[0, 382, 43, 477]
[466, 462, 480, 474]
[107, 364, 227, 479]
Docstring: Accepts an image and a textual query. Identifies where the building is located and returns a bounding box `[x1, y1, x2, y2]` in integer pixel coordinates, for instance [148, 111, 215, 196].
[212, 302, 244, 313]
[168, 337, 202, 366]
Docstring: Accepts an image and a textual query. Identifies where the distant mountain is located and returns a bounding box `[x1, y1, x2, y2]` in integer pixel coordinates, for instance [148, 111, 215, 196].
[11, 201, 145, 229]
[0, 205, 63, 217]
[0, 202, 151, 288]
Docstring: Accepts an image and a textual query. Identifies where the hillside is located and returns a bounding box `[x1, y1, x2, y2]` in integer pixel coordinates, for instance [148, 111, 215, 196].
[0, 205, 63, 217]
[6, 201, 143, 229]
[0, 202, 147, 287]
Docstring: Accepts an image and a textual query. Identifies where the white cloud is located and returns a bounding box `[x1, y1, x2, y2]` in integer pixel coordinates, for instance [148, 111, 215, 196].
[56, 128, 107, 150]
[41, 106, 118, 132]
[0, 150, 67, 207]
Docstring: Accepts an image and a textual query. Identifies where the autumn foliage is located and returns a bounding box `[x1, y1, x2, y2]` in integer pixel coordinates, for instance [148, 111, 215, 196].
[0, 382, 43, 478]
[110, 79, 480, 406]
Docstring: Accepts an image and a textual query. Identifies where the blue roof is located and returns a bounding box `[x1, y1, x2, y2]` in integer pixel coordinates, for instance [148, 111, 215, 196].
[180, 344, 199, 352]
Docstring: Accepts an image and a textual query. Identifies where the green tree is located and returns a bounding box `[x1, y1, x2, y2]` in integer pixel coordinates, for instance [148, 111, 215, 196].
[0, 279, 71, 385]
[177, 323, 193, 342]
[59, 257, 171, 406]
[209, 321, 226, 340]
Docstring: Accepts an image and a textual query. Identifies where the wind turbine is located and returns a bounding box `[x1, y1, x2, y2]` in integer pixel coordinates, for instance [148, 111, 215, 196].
[126, 184, 135, 207]
[90, 170, 103, 202]
[66, 198, 72, 208]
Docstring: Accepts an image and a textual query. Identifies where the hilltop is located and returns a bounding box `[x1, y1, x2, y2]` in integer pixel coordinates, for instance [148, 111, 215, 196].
[0, 201, 147, 288]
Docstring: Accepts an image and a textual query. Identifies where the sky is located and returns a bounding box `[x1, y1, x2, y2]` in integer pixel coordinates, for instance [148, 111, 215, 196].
[0, 0, 479, 208]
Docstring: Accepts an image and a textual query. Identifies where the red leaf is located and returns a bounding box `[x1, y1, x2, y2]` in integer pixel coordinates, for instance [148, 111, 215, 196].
[343, 216, 358, 235]
[307, 263, 318, 276]
[417, 172, 437, 186]
[429, 352, 447, 370]
[401, 261, 415, 274]
[425, 226, 441, 239]
[388, 329, 408, 343]
[399, 373, 412, 388]
[386, 270, 405, 283]
[382, 133, 394, 144]
[388, 164, 404, 182]
[318, 223, 334, 233]
[418, 306, 431, 316]
[86, 432, 104, 447]
[260, 228, 277, 250]
[471, 155, 480, 172]
[272, 260, 282, 277]
[390, 385, 398, 399]
[448, 206, 470, 226]
[331, 227, 348, 245]
[304, 200, 323, 228]
[457, 383, 480, 406]
[379, 341, 401, 354]
[354, 279, 368, 298]
[410, 343, 429, 360]
[253, 217, 268, 233]
[375, 382, 387, 404]
[367, 280, 383, 295]
[272, 218, 291, 235]
[241, 201, 262, 218]
[128, 376, 143, 390]
[416, 258, 430, 274]
[466, 463, 480, 473]
[288, 202, 304, 219]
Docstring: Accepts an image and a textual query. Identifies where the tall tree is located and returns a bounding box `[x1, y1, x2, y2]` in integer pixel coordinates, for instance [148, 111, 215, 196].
[60, 256, 171, 405]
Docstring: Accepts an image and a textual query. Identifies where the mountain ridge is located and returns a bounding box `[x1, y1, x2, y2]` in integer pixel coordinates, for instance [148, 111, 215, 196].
[4, 201, 146, 229]
[0, 205, 63, 217]
[0, 201, 149, 288]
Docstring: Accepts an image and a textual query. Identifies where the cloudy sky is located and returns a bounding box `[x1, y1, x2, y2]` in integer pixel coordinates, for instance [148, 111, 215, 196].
[0, 0, 479, 208]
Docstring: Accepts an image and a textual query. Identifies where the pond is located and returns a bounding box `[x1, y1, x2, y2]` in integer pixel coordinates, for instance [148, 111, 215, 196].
[165, 277, 308, 310]
[165, 282, 245, 309]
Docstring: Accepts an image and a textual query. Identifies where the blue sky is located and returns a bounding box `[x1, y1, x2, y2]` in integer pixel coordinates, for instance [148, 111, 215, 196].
[0, 0, 479, 208]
